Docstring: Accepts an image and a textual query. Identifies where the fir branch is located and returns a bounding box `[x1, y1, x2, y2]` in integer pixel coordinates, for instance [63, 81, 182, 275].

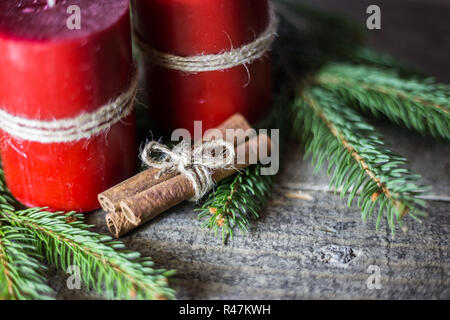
[0, 167, 175, 300]
[195, 86, 292, 242]
[293, 86, 429, 232]
[197, 165, 274, 242]
[0, 168, 51, 300]
[0, 226, 53, 300]
[1, 208, 175, 300]
[315, 64, 450, 139]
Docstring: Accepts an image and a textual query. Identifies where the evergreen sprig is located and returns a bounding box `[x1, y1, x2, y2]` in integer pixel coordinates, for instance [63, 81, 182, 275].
[316, 64, 450, 139]
[197, 165, 274, 242]
[195, 84, 292, 242]
[0, 226, 53, 300]
[293, 86, 430, 232]
[0, 168, 175, 300]
[0, 169, 52, 300]
[5, 209, 175, 300]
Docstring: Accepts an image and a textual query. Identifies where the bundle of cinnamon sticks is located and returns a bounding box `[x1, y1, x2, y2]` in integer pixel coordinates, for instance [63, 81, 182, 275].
[99, 113, 272, 238]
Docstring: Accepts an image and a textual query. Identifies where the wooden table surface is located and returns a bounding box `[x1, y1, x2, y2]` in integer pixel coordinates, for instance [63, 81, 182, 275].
[50, 0, 449, 300]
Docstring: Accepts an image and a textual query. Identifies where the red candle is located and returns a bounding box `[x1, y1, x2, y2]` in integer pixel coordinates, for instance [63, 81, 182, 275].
[0, 0, 137, 212]
[132, 0, 274, 134]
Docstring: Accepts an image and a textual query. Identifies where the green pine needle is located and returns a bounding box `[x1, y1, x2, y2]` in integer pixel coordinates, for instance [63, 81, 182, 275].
[1, 208, 175, 300]
[0, 226, 53, 300]
[194, 85, 292, 243]
[293, 86, 430, 233]
[316, 63, 450, 139]
[0, 167, 175, 300]
[196, 165, 274, 243]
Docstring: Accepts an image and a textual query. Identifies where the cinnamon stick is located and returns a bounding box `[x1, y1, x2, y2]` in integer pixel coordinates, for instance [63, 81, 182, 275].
[120, 133, 272, 227]
[98, 113, 253, 212]
[105, 211, 136, 238]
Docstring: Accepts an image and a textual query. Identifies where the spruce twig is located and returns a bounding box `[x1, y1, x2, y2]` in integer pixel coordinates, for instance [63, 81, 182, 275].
[1, 208, 175, 300]
[197, 165, 274, 243]
[0, 167, 175, 300]
[0, 226, 53, 300]
[195, 84, 292, 242]
[294, 86, 430, 232]
[316, 64, 450, 139]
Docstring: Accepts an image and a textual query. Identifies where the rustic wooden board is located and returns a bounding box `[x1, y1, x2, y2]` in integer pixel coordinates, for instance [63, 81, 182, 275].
[49, 122, 450, 300]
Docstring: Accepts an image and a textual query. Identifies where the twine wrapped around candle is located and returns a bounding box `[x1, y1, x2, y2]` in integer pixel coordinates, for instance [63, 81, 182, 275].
[133, 3, 278, 73]
[0, 73, 138, 143]
[141, 139, 236, 201]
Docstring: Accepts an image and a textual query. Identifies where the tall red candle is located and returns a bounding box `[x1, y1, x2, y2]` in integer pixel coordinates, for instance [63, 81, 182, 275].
[132, 0, 274, 134]
[0, 0, 137, 212]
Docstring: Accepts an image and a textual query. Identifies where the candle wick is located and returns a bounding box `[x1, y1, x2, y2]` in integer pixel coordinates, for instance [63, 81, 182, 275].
[47, 0, 56, 8]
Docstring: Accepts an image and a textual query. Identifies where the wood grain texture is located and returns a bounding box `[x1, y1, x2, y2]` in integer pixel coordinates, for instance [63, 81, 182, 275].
[48, 123, 450, 300]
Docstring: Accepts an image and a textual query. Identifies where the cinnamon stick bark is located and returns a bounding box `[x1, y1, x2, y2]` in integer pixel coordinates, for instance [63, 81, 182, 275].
[105, 211, 136, 238]
[120, 133, 272, 227]
[98, 113, 253, 212]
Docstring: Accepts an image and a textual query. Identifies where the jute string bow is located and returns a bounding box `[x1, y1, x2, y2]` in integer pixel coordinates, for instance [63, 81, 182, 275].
[141, 140, 236, 201]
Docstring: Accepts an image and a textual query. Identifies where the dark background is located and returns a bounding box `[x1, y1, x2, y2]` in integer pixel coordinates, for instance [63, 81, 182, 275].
[301, 0, 450, 82]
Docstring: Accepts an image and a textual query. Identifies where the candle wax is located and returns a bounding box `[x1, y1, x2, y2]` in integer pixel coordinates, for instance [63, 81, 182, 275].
[132, 0, 272, 134]
[0, 0, 137, 212]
